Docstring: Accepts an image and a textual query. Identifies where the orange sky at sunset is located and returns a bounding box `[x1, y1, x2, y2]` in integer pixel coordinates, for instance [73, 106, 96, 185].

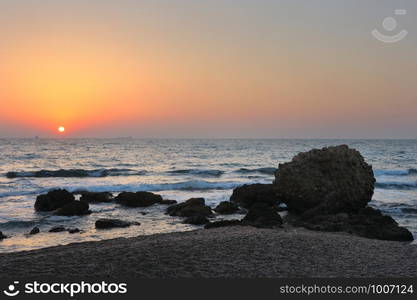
[1, 0, 416, 138]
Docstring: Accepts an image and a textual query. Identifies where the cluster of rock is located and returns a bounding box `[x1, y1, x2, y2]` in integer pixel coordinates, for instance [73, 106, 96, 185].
[49, 226, 80, 234]
[35, 189, 91, 216]
[2, 144, 411, 242]
[205, 145, 413, 242]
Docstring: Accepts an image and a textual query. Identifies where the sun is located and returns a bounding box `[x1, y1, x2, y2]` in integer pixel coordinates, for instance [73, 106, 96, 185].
[58, 126, 65, 133]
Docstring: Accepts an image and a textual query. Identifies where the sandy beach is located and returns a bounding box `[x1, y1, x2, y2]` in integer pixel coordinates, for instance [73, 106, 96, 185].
[1, 226, 416, 278]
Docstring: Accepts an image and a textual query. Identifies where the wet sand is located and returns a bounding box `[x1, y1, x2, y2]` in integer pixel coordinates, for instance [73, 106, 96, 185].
[0, 226, 416, 278]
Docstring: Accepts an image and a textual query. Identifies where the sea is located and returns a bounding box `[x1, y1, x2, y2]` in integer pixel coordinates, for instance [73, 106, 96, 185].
[0, 139, 416, 252]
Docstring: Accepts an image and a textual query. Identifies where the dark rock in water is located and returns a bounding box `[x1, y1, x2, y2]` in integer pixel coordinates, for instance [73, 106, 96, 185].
[274, 145, 375, 215]
[294, 207, 413, 241]
[35, 189, 75, 211]
[115, 191, 162, 207]
[204, 219, 242, 229]
[80, 192, 113, 203]
[183, 215, 210, 225]
[140, 212, 147, 215]
[49, 226, 66, 233]
[214, 201, 238, 214]
[68, 228, 80, 234]
[159, 199, 178, 205]
[54, 201, 91, 216]
[230, 184, 278, 209]
[0, 231, 7, 240]
[95, 218, 133, 229]
[29, 227, 40, 235]
[242, 203, 283, 228]
[167, 198, 213, 217]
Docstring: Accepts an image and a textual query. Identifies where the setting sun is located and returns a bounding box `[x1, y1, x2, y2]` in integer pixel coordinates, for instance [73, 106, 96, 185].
[58, 126, 65, 133]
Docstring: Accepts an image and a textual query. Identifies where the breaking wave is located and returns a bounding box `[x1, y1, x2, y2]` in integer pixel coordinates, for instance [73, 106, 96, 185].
[375, 181, 417, 190]
[5, 168, 147, 178]
[166, 169, 224, 177]
[0, 180, 245, 198]
[235, 167, 277, 175]
[374, 169, 417, 176]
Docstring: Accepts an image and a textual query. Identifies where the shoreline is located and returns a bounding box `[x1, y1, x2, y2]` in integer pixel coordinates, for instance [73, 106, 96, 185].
[1, 226, 416, 278]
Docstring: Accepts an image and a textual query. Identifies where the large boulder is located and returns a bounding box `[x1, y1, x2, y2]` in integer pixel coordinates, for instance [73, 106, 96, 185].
[80, 192, 113, 203]
[230, 184, 278, 209]
[54, 201, 91, 216]
[214, 201, 238, 214]
[274, 145, 375, 215]
[167, 198, 213, 217]
[242, 203, 283, 228]
[35, 189, 75, 211]
[95, 218, 136, 229]
[295, 207, 413, 241]
[115, 191, 162, 207]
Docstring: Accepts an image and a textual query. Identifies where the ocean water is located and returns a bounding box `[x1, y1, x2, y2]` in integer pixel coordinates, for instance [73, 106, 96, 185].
[0, 139, 416, 252]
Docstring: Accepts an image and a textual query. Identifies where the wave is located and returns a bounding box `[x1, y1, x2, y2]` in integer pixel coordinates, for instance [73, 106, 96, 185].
[5, 168, 147, 178]
[70, 180, 242, 193]
[235, 167, 277, 175]
[0, 220, 39, 229]
[0, 180, 245, 198]
[375, 181, 417, 190]
[166, 169, 224, 177]
[374, 169, 417, 176]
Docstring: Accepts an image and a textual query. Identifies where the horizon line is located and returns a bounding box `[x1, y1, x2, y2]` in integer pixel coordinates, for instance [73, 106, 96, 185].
[1, 137, 416, 140]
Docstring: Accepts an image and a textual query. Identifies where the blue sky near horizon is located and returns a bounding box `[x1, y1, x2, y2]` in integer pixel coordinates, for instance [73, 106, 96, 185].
[0, 0, 416, 138]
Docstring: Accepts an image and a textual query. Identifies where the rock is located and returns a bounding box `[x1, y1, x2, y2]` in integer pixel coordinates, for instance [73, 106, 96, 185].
[183, 215, 210, 225]
[295, 206, 413, 241]
[159, 199, 178, 205]
[183, 198, 205, 205]
[167, 198, 213, 217]
[35, 189, 75, 211]
[95, 218, 132, 229]
[54, 201, 91, 216]
[242, 203, 283, 228]
[49, 226, 66, 233]
[0, 231, 7, 240]
[68, 228, 80, 234]
[274, 145, 375, 215]
[204, 220, 242, 229]
[230, 184, 278, 209]
[214, 201, 238, 214]
[141, 212, 147, 215]
[80, 192, 113, 203]
[29, 227, 40, 235]
[115, 191, 162, 207]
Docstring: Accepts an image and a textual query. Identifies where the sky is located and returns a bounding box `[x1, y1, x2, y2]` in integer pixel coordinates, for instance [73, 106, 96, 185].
[0, 0, 416, 138]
